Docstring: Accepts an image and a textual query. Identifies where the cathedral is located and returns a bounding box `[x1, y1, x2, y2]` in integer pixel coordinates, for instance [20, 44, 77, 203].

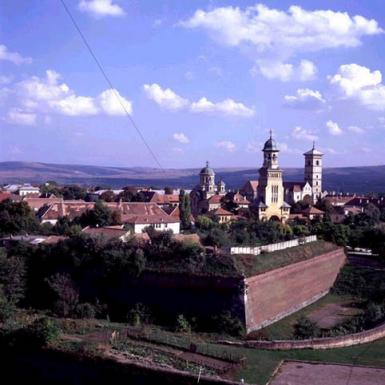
[191, 133, 324, 222]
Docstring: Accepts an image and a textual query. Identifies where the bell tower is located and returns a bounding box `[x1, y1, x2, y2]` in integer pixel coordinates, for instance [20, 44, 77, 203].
[304, 142, 323, 203]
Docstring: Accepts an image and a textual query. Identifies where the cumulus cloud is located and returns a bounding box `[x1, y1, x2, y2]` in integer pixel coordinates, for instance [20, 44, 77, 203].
[180, 4, 382, 54]
[4, 70, 132, 121]
[78, 0, 125, 18]
[329, 63, 385, 110]
[144, 83, 255, 117]
[326, 120, 343, 135]
[143, 83, 189, 111]
[190, 97, 254, 117]
[215, 141, 236, 152]
[256, 60, 317, 82]
[0, 44, 32, 65]
[98, 89, 132, 116]
[6, 108, 36, 126]
[173, 132, 190, 144]
[292, 126, 318, 141]
[284, 88, 325, 110]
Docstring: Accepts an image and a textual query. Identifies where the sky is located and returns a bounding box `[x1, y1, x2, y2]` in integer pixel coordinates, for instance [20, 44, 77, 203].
[1, 0, 385, 169]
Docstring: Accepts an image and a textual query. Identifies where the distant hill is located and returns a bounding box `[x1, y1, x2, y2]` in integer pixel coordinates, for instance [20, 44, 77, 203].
[0, 161, 384, 193]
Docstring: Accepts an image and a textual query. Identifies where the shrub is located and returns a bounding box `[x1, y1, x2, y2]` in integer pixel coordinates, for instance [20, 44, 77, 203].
[294, 316, 320, 339]
[127, 303, 151, 327]
[27, 317, 60, 347]
[175, 314, 191, 333]
[217, 311, 244, 336]
[75, 303, 97, 319]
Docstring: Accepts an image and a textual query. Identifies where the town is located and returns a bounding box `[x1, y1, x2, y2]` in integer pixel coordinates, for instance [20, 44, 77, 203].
[2, 1, 385, 384]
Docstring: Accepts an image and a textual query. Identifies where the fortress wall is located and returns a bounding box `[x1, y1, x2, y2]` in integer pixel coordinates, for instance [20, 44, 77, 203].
[244, 248, 346, 333]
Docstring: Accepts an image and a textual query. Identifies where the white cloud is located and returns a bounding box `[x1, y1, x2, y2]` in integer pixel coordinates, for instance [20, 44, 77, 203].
[277, 142, 301, 154]
[6, 108, 36, 126]
[215, 141, 236, 152]
[78, 0, 125, 18]
[0, 44, 32, 65]
[181, 4, 382, 55]
[348, 125, 365, 134]
[326, 120, 343, 135]
[143, 83, 189, 111]
[256, 60, 317, 82]
[144, 83, 255, 117]
[284, 88, 325, 110]
[173, 132, 190, 144]
[98, 89, 132, 116]
[292, 126, 318, 141]
[329, 63, 385, 110]
[5, 70, 132, 119]
[191, 97, 255, 117]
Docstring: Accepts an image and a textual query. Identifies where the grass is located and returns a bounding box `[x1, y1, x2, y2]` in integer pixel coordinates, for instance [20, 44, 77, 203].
[234, 338, 385, 384]
[234, 241, 340, 277]
[251, 293, 357, 340]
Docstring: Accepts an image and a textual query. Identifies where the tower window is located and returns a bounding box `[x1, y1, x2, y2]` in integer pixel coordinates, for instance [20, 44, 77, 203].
[316, 160, 319, 166]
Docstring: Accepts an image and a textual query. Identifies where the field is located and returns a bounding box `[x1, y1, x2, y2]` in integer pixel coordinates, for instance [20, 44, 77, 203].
[269, 361, 385, 385]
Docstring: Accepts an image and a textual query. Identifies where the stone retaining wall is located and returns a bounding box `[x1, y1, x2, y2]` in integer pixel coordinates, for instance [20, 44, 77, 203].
[243, 248, 346, 333]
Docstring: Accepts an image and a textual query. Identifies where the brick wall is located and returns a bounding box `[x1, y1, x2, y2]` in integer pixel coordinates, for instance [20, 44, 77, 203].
[244, 248, 346, 333]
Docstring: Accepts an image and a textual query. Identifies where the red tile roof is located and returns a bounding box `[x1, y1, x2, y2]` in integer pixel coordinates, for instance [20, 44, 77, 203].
[0, 192, 11, 202]
[211, 207, 234, 216]
[207, 194, 223, 204]
[82, 226, 129, 240]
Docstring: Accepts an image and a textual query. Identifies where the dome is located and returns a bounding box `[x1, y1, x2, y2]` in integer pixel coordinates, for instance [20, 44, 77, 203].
[200, 161, 215, 176]
[263, 137, 278, 151]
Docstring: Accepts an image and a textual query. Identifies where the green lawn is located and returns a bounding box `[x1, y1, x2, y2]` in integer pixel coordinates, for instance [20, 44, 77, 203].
[252, 293, 357, 340]
[230, 338, 385, 384]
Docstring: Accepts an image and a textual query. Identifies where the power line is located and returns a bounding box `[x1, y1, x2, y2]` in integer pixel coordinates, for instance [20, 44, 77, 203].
[59, 0, 164, 172]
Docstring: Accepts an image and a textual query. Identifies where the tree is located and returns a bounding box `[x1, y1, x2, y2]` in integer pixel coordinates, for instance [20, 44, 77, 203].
[0, 200, 40, 235]
[78, 200, 114, 227]
[0, 249, 25, 304]
[179, 191, 191, 230]
[100, 190, 116, 202]
[175, 314, 191, 333]
[294, 316, 320, 339]
[364, 203, 381, 223]
[195, 215, 215, 231]
[46, 273, 79, 317]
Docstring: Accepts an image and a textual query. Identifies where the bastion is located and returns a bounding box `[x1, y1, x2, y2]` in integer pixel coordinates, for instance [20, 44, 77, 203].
[101, 241, 345, 333]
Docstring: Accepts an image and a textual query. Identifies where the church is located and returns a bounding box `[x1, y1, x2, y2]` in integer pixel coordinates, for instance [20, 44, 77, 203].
[191, 133, 324, 222]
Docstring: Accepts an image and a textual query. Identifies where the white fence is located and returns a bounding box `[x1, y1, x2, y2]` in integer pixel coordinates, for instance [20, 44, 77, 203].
[229, 235, 317, 256]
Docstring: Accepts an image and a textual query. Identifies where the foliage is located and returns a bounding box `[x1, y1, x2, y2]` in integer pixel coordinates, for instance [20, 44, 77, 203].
[75, 303, 96, 319]
[127, 303, 151, 327]
[46, 273, 79, 317]
[179, 191, 191, 230]
[0, 286, 16, 322]
[294, 316, 320, 339]
[0, 200, 40, 236]
[27, 317, 60, 346]
[216, 311, 244, 336]
[175, 314, 191, 333]
[78, 200, 118, 227]
[0, 249, 25, 304]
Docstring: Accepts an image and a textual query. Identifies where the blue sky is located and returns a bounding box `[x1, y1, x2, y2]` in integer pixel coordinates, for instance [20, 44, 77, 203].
[1, 0, 385, 169]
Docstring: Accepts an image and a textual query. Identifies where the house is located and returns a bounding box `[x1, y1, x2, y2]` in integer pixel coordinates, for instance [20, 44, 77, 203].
[0, 192, 11, 202]
[109, 202, 180, 234]
[240, 180, 259, 202]
[147, 192, 180, 210]
[81, 226, 131, 242]
[4, 183, 40, 196]
[209, 207, 234, 224]
[225, 191, 250, 209]
[324, 194, 357, 207]
[37, 201, 95, 225]
[23, 196, 63, 211]
[283, 181, 313, 204]
[301, 206, 325, 220]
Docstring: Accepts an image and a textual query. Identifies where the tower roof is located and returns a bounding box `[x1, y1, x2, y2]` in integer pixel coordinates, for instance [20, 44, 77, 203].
[304, 142, 323, 156]
[200, 161, 215, 176]
[263, 130, 278, 151]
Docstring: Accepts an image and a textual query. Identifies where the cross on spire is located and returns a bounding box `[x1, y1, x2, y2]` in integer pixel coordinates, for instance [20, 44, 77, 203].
[269, 129, 273, 139]
[312, 141, 315, 150]
[206, 160, 209, 167]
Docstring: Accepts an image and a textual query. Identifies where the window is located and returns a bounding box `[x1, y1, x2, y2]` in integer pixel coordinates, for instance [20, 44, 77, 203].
[316, 160, 319, 166]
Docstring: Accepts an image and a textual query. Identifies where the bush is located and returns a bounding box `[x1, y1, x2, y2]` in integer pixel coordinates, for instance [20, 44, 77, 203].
[294, 316, 320, 339]
[27, 317, 60, 347]
[217, 311, 244, 336]
[75, 303, 97, 319]
[127, 303, 151, 327]
[175, 314, 191, 333]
